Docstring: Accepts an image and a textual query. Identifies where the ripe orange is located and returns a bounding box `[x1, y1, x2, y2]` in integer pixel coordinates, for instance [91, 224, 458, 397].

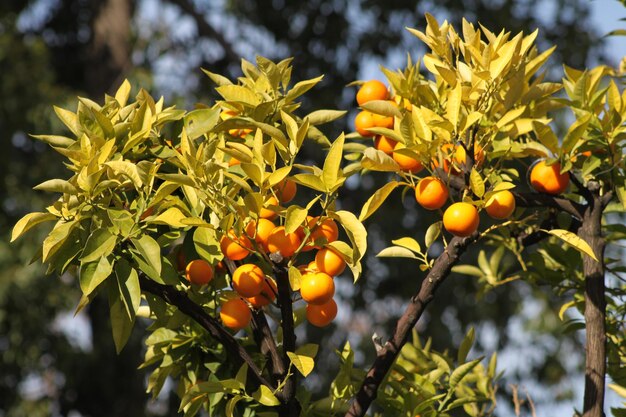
[374, 135, 398, 155]
[356, 80, 389, 105]
[220, 298, 251, 330]
[300, 272, 335, 305]
[232, 263, 265, 297]
[185, 259, 214, 286]
[393, 143, 424, 173]
[245, 218, 275, 252]
[267, 226, 302, 258]
[355, 111, 376, 137]
[415, 177, 449, 210]
[246, 278, 277, 308]
[308, 217, 339, 245]
[315, 247, 346, 276]
[260, 196, 279, 220]
[220, 230, 253, 261]
[372, 113, 394, 129]
[443, 202, 480, 237]
[274, 179, 297, 203]
[454, 145, 485, 171]
[228, 157, 241, 167]
[485, 190, 516, 219]
[306, 299, 338, 327]
[529, 160, 570, 195]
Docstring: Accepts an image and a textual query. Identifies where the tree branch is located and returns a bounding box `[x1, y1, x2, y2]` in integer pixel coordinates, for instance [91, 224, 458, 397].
[345, 234, 477, 417]
[514, 192, 585, 220]
[580, 191, 607, 417]
[250, 308, 285, 385]
[165, 0, 239, 64]
[272, 261, 301, 417]
[138, 275, 275, 391]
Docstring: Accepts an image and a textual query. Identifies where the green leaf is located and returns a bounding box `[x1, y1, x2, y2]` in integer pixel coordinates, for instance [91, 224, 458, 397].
[377, 246, 419, 259]
[225, 395, 243, 417]
[292, 173, 326, 192]
[193, 227, 222, 264]
[201, 68, 233, 86]
[469, 168, 485, 197]
[131, 235, 162, 275]
[391, 237, 421, 254]
[42, 219, 78, 262]
[545, 229, 598, 261]
[451, 264, 484, 277]
[79, 256, 114, 295]
[495, 106, 526, 129]
[558, 300, 577, 320]
[30, 134, 75, 147]
[81, 229, 117, 262]
[457, 327, 475, 363]
[105, 160, 143, 189]
[151, 207, 189, 228]
[114, 79, 131, 106]
[108, 278, 135, 354]
[361, 147, 399, 172]
[114, 260, 141, 319]
[609, 383, 626, 398]
[11, 212, 57, 242]
[425, 221, 442, 248]
[54, 106, 82, 136]
[34, 179, 78, 194]
[216, 85, 260, 105]
[235, 363, 248, 388]
[287, 351, 316, 377]
[285, 75, 324, 103]
[446, 83, 462, 129]
[361, 100, 402, 117]
[562, 113, 591, 153]
[449, 358, 482, 389]
[184, 108, 221, 140]
[305, 109, 347, 125]
[322, 134, 345, 192]
[285, 205, 308, 234]
[333, 210, 367, 263]
[359, 181, 399, 221]
[252, 385, 280, 406]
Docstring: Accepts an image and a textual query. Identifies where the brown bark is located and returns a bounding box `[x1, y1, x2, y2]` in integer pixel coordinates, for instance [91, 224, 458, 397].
[272, 263, 301, 417]
[579, 189, 607, 417]
[345, 234, 476, 417]
[86, 0, 133, 97]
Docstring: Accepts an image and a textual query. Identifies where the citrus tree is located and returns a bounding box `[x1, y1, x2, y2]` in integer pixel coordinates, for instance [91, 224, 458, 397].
[11, 15, 626, 417]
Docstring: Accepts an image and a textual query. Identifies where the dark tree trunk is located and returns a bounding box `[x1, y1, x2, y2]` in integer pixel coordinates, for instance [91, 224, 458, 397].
[86, 0, 133, 97]
[579, 190, 607, 417]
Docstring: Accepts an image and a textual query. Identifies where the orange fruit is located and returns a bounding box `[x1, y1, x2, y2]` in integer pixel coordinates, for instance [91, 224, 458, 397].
[220, 230, 253, 261]
[443, 202, 480, 237]
[393, 143, 424, 173]
[372, 113, 394, 129]
[355, 111, 376, 137]
[454, 145, 485, 171]
[485, 190, 516, 219]
[185, 259, 214, 286]
[220, 298, 251, 330]
[232, 263, 265, 297]
[260, 196, 279, 220]
[246, 278, 277, 308]
[306, 261, 320, 273]
[300, 272, 335, 305]
[267, 226, 302, 258]
[415, 177, 449, 210]
[529, 160, 570, 195]
[356, 80, 389, 105]
[374, 135, 398, 154]
[245, 218, 275, 252]
[315, 247, 346, 276]
[228, 157, 241, 167]
[274, 179, 297, 203]
[308, 217, 339, 246]
[215, 260, 227, 275]
[306, 299, 338, 327]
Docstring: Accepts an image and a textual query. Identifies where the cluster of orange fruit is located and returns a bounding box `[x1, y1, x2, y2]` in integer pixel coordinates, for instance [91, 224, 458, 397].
[182, 178, 345, 331]
[355, 80, 572, 238]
